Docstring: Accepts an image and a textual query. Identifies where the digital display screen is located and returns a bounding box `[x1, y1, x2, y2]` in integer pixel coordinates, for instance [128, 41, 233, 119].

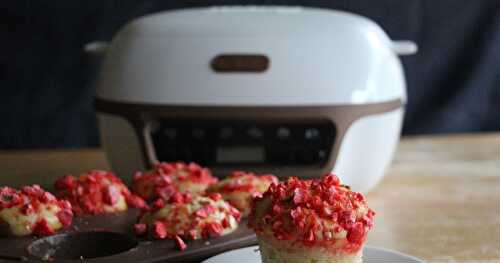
[216, 146, 265, 163]
[151, 119, 335, 166]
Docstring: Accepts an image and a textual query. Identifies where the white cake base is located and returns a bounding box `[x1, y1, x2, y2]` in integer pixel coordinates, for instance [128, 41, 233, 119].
[258, 237, 363, 263]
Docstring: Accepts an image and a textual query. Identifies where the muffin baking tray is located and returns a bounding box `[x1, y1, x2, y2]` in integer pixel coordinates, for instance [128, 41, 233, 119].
[0, 208, 256, 262]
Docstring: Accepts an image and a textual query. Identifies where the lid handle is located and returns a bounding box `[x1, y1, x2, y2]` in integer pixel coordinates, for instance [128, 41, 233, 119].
[391, 41, 418, 55]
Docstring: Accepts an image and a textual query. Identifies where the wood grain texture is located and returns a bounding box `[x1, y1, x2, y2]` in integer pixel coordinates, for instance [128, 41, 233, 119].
[0, 132, 499, 262]
[0, 149, 109, 188]
[391, 132, 500, 177]
[367, 133, 500, 263]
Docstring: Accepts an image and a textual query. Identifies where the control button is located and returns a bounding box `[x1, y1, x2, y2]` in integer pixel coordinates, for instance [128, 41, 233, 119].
[191, 128, 206, 140]
[219, 127, 233, 140]
[318, 150, 327, 160]
[276, 127, 291, 140]
[163, 128, 177, 140]
[304, 128, 320, 140]
[247, 127, 263, 139]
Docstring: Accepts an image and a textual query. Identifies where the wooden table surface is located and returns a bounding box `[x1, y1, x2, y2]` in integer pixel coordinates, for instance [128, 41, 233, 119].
[1, 132, 500, 263]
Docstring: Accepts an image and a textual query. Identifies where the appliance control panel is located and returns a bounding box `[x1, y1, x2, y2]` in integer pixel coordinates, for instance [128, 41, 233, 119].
[151, 120, 336, 167]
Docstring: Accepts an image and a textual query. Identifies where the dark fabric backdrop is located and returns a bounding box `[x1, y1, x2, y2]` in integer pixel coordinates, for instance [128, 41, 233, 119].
[1, 0, 499, 149]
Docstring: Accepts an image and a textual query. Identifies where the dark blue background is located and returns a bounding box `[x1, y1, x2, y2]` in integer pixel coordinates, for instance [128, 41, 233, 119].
[1, 0, 499, 149]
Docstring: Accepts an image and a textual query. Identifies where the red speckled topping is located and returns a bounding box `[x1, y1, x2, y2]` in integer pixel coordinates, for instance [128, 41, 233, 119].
[54, 170, 147, 215]
[208, 171, 278, 217]
[248, 174, 375, 254]
[134, 193, 241, 251]
[211, 171, 278, 193]
[132, 162, 218, 201]
[0, 185, 73, 236]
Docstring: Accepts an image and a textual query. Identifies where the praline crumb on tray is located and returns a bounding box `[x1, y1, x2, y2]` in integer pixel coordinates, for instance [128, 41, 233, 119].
[131, 162, 218, 201]
[134, 192, 241, 251]
[54, 170, 147, 215]
[207, 171, 278, 217]
[248, 173, 375, 263]
[0, 185, 73, 236]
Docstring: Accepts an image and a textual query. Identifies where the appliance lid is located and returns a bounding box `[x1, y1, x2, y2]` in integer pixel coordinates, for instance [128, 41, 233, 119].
[95, 6, 416, 107]
[119, 6, 386, 38]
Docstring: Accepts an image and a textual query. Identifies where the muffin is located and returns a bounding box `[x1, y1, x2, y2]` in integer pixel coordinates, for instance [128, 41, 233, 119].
[248, 174, 375, 263]
[0, 185, 73, 236]
[133, 192, 241, 250]
[131, 162, 218, 201]
[208, 171, 278, 217]
[54, 170, 147, 215]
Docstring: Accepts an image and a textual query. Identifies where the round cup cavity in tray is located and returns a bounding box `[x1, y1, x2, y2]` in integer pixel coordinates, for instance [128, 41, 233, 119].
[28, 231, 138, 260]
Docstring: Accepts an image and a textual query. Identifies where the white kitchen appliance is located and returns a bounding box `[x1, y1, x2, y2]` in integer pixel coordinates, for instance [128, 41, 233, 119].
[91, 6, 417, 192]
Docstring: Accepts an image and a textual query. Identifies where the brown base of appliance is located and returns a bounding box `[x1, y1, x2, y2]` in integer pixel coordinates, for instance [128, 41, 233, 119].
[95, 98, 402, 179]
